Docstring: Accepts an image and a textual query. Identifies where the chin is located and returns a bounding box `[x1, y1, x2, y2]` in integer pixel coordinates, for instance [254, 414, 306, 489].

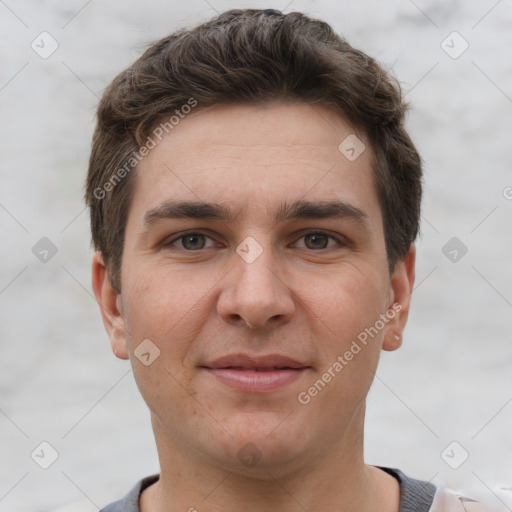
[208, 411, 311, 475]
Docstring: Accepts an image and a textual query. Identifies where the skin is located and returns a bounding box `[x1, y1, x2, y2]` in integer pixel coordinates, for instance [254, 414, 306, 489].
[92, 102, 415, 512]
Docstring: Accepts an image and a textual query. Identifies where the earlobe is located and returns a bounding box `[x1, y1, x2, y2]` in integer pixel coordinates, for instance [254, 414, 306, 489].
[91, 252, 129, 359]
[382, 245, 416, 352]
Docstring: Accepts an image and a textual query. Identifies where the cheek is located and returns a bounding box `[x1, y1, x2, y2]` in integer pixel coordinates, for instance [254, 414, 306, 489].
[295, 262, 390, 342]
[297, 299, 385, 429]
[296, 266, 390, 412]
[124, 262, 199, 330]
[121, 262, 218, 369]
[121, 269, 202, 415]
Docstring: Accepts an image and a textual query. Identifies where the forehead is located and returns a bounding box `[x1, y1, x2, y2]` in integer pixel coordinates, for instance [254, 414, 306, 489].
[147, 101, 366, 165]
[129, 102, 380, 226]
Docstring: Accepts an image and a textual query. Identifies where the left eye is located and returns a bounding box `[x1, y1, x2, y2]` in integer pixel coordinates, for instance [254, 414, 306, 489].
[294, 232, 341, 250]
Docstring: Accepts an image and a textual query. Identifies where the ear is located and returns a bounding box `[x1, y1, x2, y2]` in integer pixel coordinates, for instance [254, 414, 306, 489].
[91, 251, 129, 359]
[382, 244, 416, 352]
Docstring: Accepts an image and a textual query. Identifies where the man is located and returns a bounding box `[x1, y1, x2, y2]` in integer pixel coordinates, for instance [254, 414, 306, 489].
[86, 8, 488, 512]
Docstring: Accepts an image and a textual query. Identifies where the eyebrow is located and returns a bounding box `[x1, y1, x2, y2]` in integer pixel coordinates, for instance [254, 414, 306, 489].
[275, 199, 369, 227]
[143, 201, 241, 225]
[142, 199, 370, 229]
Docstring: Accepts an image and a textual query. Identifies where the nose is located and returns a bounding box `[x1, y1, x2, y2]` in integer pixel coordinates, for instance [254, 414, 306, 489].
[216, 245, 295, 330]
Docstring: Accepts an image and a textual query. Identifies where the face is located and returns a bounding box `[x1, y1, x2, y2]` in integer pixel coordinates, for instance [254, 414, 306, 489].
[93, 102, 415, 476]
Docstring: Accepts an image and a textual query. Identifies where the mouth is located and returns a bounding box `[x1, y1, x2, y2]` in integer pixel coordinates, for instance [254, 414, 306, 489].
[200, 354, 310, 392]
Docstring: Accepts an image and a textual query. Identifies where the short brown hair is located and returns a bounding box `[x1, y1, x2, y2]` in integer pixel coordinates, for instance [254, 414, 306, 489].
[85, 8, 422, 292]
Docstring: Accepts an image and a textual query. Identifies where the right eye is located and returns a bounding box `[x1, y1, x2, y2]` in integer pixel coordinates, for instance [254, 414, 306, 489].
[162, 232, 217, 251]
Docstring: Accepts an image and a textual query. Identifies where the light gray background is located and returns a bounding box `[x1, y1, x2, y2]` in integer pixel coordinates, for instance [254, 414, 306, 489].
[1, 1, 511, 510]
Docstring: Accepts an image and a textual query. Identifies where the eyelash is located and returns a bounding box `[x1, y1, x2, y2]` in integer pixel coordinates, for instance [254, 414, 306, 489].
[162, 230, 346, 251]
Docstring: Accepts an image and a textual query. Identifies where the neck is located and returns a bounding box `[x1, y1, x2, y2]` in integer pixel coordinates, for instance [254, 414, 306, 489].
[140, 405, 400, 512]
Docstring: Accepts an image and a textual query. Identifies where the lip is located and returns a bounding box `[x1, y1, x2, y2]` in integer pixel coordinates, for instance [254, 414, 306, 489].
[200, 353, 310, 392]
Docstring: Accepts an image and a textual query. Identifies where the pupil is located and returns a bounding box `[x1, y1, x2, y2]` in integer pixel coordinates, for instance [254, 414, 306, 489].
[306, 234, 327, 249]
[183, 234, 205, 250]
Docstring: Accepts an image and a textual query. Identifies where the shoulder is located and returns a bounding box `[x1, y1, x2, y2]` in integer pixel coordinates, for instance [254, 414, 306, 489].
[380, 467, 436, 512]
[99, 475, 160, 512]
[379, 467, 500, 512]
[429, 486, 504, 512]
[430, 487, 511, 512]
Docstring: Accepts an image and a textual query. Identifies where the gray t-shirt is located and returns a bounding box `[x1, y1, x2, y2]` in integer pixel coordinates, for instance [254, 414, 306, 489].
[99, 467, 440, 512]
